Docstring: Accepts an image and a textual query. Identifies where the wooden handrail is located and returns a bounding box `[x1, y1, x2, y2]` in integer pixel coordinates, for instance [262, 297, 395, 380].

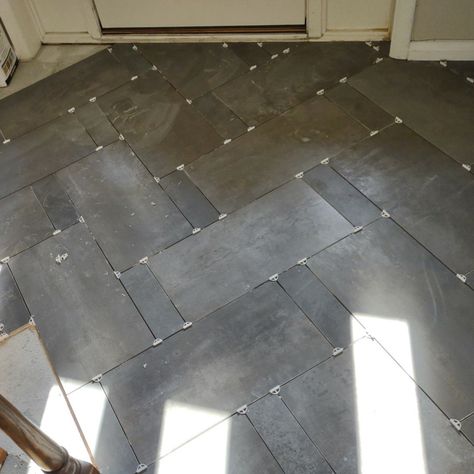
[0, 394, 99, 473]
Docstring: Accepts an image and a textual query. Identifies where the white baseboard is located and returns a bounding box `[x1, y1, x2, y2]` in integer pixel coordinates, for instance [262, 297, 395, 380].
[408, 40, 474, 60]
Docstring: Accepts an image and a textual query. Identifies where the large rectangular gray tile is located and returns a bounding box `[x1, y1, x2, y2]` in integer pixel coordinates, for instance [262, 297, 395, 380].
[0, 49, 135, 139]
[349, 59, 474, 165]
[0, 187, 53, 260]
[152, 415, 283, 474]
[303, 165, 381, 226]
[332, 125, 474, 273]
[75, 102, 118, 147]
[283, 337, 474, 474]
[308, 218, 474, 418]
[187, 97, 368, 214]
[215, 42, 377, 125]
[160, 171, 219, 229]
[248, 394, 332, 474]
[150, 180, 353, 321]
[68, 383, 138, 474]
[121, 264, 183, 339]
[109, 43, 153, 75]
[0, 115, 96, 199]
[32, 175, 78, 230]
[97, 71, 222, 177]
[9, 224, 153, 384]
[103, 283, 331, 463]
[279, 265, 365, 348]
[461, 415, 474, 445]
[139, 43, 249, 99]
[0, 264, 29, 333]
[58, 141, 192, 271]
[229, 42, 271, 67]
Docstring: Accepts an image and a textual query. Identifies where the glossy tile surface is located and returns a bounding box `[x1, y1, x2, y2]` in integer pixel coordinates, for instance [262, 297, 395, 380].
[58, 141, 192, 270]
[0, 264, 29, 333]
[103, 283, 331, 463]
[150, 180, 353, 321]
[332, 125, 474, 273]
[309, 218, 474, 418]
[10, 224, 152, 383]
[188, 97, 367, 213]
[283, 337, 474, 474]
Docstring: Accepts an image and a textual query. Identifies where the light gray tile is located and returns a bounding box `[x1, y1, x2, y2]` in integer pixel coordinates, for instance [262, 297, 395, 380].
[461, 415, 474, 445]
[0, 264, 29, 333]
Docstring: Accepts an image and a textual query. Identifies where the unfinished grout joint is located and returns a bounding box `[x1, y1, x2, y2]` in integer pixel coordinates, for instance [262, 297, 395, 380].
[67, 107, 76, 114]
[107, 47, 113, 53]
[218, 213, 227, 220]
[257, 42, 263, 47]
[223, 138, 232, 145]
[352, 226, 363, 234]
[153, 176, 161, 184]
[247, 126, 256, 132]
[282, 47, 290, 54]
[55, 253, 68, 265]
[192, 227, 201, 235]
[151, 64, 158, 71]
[114, 271, 121, 279]
[294, 171, 304, 179]
[268, 273, 279, 282]
[297, 257, 308, 266]
[95, 145, 103, 152]
[186, 98, 193, 105]
[118, 134, 125, 141]
[2, 138, 10, 145]
[271, 53, 279, 60]
[222, 42, 228, 48]
[136, 464, 148, 473]
[89, 96, 97, 103]
[394, 116, 403, 124]
[456, 273, 467, 283]
[316, 89, 325, 96]
[449, 418, 462, 431]
[176, 164, 185, 171]
[152, 338, 163, 347]
[366, 331, 375, 341]
[381, 210, 390, 218]
[78, 216, 85, 224]
[365, 41, 373, 47]
[182, 321, 193, 330]
[29, 315, 36, 325]
[339, 76, 348, 84]
[372, 45, 380, 52]
[131, 75, 139, 81]
[370, 130, 379, 137]
[269, 385, 281, 395]
[461, 164, 471, 172]
[92, 374, 103, 383]
[375, 57, 383, 64]
[1, 256, 10, 264]
[236, 405, 248, 415]
[139, 256, 149, 264]
[321, 158, 330, 165]
[439, 60, 447, 67]
[332, 347, 344, 357]
[53, 229, 62, 236]
[132, 44, 138, 51]
[249, 64, 257, 71]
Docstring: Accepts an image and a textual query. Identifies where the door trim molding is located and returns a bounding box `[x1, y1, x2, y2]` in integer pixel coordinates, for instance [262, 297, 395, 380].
[408, 40, 474, 60]
[390, 0, 417, 58]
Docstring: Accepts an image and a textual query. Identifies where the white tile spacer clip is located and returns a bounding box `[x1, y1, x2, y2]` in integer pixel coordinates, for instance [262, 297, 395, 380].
[118, 134, 125, 141]
[192, 228, 201, 235]
[381, 210, 390, 218]
[139, 256, 148, 264]
[131, 75, 138, 81]
[467, 77, 474, 84]
[154, 176, 160, 183]
[439, 60, 447, 67]
[269, 273, 279, 282]
[370, 130, 379, 137]
[269, 385, 281, 395]
[151, 64, 158, 71]
[249, 65, 257, 71]
[456, 273, 467, 283]
[152, 338, 163, 347]
[449, 418, 462, 431]
[29, 315, 36, 325]
[365, 41, 373, 47]
[321, 158, 330, 165]
[55, 253, 68, 265]
[218, 213, 227, 220]
[2, 138, 10, 145]
[282, 47, 290, 54]
[375, 57, 383, 64]
[182, 321, 193, 330]
[339, 76, 348, 83]
[257, 42, 263, 47]
[332, 347, 344, 357]
[316, 89, 325, 96]
[89, 96, 97, 103]
[95, 145, 103, 151]
[92, 374, 103, 383]
[107, 47, 113, 53]
[136, 463, 148, 473]
[297, 257, 308, 266]
[176, 164, 185, 171]
[223, 138, 232, 145]
[222, 42, 228, 48]
[372, 45, 380, 52]
[352, 226, 363, 234]
[294, 171, 304, 179]
[78, 216, 85, 224]
[53, 229, 62, 236]
[186, 98, 193, 105]
[132, 44, 138, 51]
[1, 256, 10, 264]
[236, 405, 248, 415]
[114, 271, 121, 279]
[395, 116, 403, 124]
[461, 163, 471, 171]
[247, 125, 256, 132]
[67, 107, 76, 114]
[271, 53, 279, 60]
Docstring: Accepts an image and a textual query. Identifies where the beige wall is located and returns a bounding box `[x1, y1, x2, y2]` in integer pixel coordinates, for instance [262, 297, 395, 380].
[413, 0, 474, 40]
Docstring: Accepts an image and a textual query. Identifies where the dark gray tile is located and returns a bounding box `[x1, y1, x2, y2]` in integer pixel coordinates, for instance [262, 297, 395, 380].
[75, 102, 118, 147]
[150, 180, 353, 321]
[308, 218, 474, 418]
[0, 187, 53, 260]
[0, 50, 135, 139]
[187, 97, 367, 214]
[97, 71, 222, 177]
[193, 92, 247, 139]
[0, 115, 96, 199]
[32, 175, 78, 230]
[326, 84, 393, 130]
[349, 59, 474, 165]
[332, 125, 474, 274]
[229, 42, 271, 67]
[160, 171, 219, 229]
[0, 264, 29, 333]
[215, 42, 377, 125]
[10, 224, 152, 384]
[121, 264, 183, 339]
[466, 272, 474, 290]
[461, 415, 474, 445]
[58, 141, 192, 271]
[248, 394, 332, 474]
[139, 43, 249, 99]
[68, 383, 138, 474]
[279, 265, 365, 347]
[151, 415, 283, 474]
[103, 283, 331, 463]
[109, 43, 153, 75]
[303, 165, 381, 226]
[447, 61, 474, 80]
[283, 337, 474, 474]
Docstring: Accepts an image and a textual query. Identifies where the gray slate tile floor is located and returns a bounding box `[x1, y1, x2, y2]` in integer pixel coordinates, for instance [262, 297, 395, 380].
[0, 42, 473, 473]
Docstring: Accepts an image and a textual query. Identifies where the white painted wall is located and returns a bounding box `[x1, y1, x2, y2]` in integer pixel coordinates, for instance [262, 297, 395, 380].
[30, 0, 88, 33]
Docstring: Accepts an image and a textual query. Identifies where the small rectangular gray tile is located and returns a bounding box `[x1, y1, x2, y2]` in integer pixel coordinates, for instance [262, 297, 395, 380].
[10, 224, 153, 384]
[160, 171, 219, 229]
[187, 96, 367, 214]
[152, 415, 283, 474]
[75, 102, 118, 147]
[121, 264, 183, 339]
[58, 141, 192, 271]
[103, 282, 331, 463]
[248, 394, 332, 474]
[0, 264, 29, 333]
[279, 265, 365, 348]
[0, 187, 53, 260]
[150, 180, 353, 321]
[68, 383, 138, 474]
[32, 175, 78, 230]
[303, 165, 380, 226]
[326, 83, 393, 131]
[139, 43, 249, 99]
[283, 337, 474, 474]
[349, 59, 474, 165]
[308, 218, 474, 418]
[332, 125, 474, 273]
[229, 42, 271, 67]
[0, 115, 96, 199]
